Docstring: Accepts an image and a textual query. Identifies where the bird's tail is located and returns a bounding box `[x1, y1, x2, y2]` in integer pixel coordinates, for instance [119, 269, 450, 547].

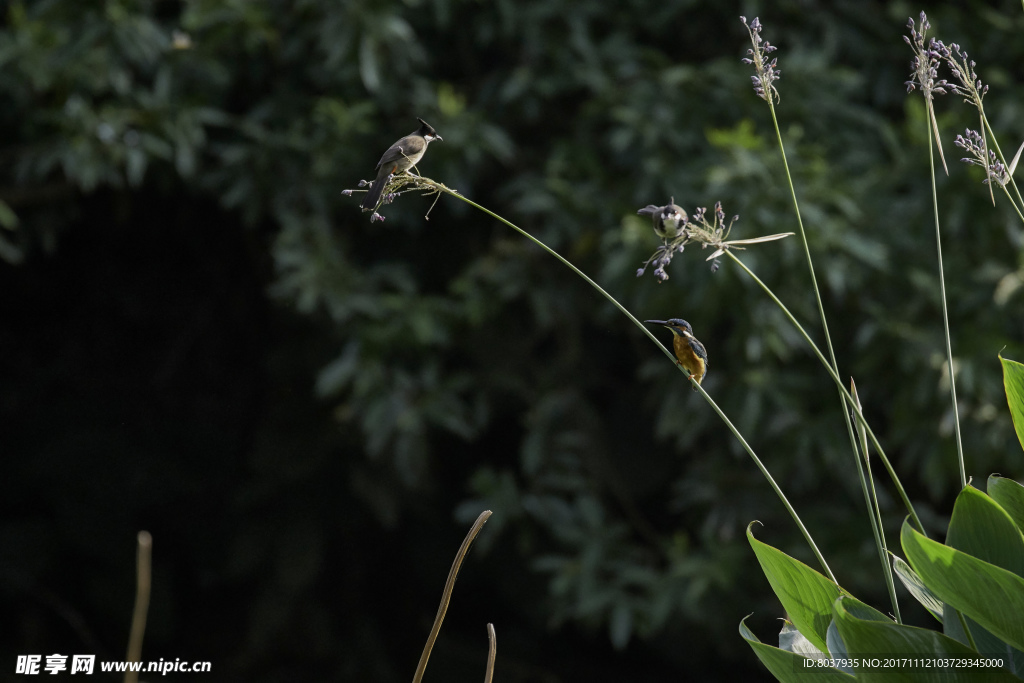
[360, 175, 387, 211]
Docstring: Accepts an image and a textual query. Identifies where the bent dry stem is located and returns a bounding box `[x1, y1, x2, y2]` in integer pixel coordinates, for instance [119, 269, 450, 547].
[438, 185, 836, 583]
[412, 510, 492, 683]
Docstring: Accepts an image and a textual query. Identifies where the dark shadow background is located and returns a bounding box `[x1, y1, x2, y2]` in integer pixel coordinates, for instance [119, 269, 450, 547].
[2, 0, 1024, 680]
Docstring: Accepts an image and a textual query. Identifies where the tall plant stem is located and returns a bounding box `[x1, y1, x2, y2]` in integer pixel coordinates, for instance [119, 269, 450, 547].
[767, 101, 881, 565]
[926, 114, 966, 488]
[441, 188, 836, 582]
[766, 103, 852, 432]
[726, 250, 925, 535]
[851, 381, 901, 623]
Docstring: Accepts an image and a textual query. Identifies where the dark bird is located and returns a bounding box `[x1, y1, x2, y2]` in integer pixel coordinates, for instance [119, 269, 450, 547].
[360, 118, 442, 211]
[637, 199, 688, 239]
[645, 318, 709, 386]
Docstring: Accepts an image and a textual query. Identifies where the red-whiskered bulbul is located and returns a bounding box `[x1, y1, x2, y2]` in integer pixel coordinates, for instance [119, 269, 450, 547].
[360, 118, 442, 211]
[637, 199, 688, 239]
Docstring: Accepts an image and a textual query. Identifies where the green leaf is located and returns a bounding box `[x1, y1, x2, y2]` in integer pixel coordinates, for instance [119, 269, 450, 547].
[825, 595, 892, 674]
[945, 485, 1024, 578]
[989, 476, 1024, 534]
[892, 554, 944, 623]
[748, 522, 842, 653]
[739, 616, 854, 682]
[943, 486, 1024, 672]
[1000, 355, 1024, 453]
[833, 595, 1020, 682]
[902, 519, 1024, 652]
[837, 593, 897, 623]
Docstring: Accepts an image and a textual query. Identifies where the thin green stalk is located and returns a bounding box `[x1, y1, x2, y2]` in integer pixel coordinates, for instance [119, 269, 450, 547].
[955, 609, 979, 652]
[690, 368, 836, 583]
[766, 101, 856, 439]
[726, 250, 926, 535]
[442, 188, 836, 581]
[767, 99, 880, 574]
[927, 115, 967, 488]
[851, 381, 901, 624]
[981, 115, 1024, 216]
[999, 185, 1024, 225]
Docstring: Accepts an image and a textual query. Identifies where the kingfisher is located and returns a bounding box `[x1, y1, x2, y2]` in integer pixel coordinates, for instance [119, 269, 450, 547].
[645, 318, 709, 386]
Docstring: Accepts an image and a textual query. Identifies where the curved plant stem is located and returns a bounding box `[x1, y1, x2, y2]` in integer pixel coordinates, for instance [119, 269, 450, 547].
[412, 510, 492, 683]
[484, 623, 497, 683]
[440, 188, 836, 581]
[725, 250, 925, 535]
[125, 531, 152, 683]
[690, 370, 836, 582]
[927, 116, 967, 488]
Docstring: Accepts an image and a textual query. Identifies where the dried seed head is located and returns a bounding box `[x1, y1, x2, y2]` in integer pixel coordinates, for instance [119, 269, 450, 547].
[741, 16, 781, 103]
[939, 41, 988, 108]
[954, 128, 1009, 187]
[904, 12, 948, 101]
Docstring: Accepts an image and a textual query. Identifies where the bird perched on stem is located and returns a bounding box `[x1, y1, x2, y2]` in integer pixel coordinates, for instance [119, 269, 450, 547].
[360, 118, 442, 211]
[645, 319, 708, 386]
[637, 199, 688, 240]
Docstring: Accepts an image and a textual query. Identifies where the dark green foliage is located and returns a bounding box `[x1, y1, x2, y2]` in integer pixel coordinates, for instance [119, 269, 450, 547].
[3, 0, 1024, 680]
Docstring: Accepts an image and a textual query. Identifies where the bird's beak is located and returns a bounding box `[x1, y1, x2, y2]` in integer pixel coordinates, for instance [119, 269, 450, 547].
[644, 319, 668, 326]
[433, 134, 443, 142]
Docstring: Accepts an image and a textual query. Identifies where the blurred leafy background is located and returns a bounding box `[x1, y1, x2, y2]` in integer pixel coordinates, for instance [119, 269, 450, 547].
[2, 0, 1024, 680]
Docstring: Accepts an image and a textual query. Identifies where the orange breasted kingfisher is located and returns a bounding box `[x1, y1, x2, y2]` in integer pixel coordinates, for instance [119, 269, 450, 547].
[645, 319, 708, 386]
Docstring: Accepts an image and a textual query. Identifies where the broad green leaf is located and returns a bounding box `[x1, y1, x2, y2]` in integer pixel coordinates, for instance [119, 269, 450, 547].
[946, 486, 1024, 577]
[1001, 355, 1024, 453]
[989, 476, 1024, 534]
[943, 486, 1024, 674]
[892, 555, 943, 623]
[941, 602, 1024, 678]
[902, 520, 1024, 652]
[833, 595, 1019, 682]
[748, 522, 842, 653]
[739, 616, 854, 682]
